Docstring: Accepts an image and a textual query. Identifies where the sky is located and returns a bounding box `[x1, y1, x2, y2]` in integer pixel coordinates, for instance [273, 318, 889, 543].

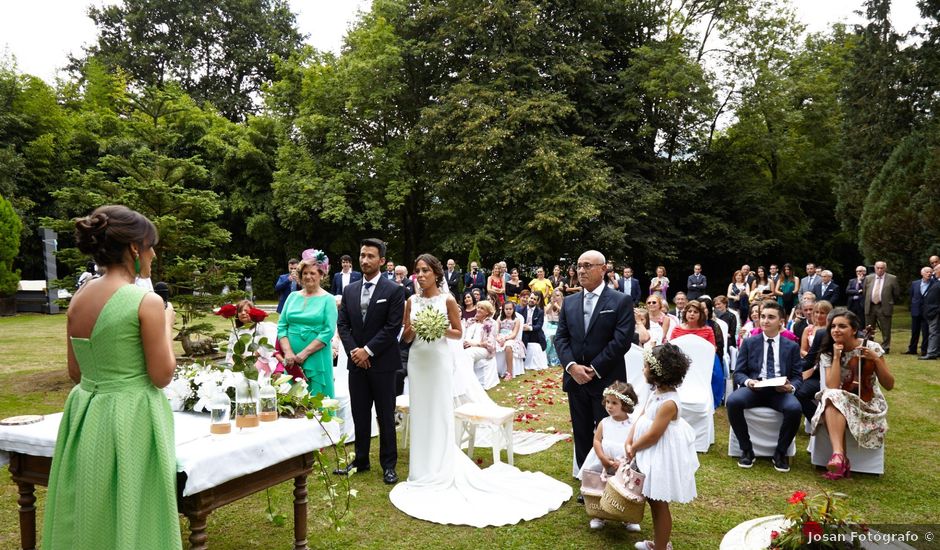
[0, 0, 926, 84]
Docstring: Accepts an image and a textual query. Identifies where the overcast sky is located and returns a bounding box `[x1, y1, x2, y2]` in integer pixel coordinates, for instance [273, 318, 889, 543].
[0, 0, 925, 84]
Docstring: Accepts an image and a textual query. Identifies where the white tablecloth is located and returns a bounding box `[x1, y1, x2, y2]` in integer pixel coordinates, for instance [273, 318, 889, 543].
[0, 412, 340, 496]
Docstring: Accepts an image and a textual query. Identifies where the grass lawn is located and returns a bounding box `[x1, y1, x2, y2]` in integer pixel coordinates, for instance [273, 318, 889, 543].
[1, 309, 938, 549]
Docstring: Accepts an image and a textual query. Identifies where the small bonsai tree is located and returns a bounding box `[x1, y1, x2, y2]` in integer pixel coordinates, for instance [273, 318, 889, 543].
[0, 194, 23, 298]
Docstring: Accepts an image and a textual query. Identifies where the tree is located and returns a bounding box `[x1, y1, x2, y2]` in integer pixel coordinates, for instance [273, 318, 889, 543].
[836, 0, 913, 242]
[0, 194, 22, 297]
[77, 0, 304, 120]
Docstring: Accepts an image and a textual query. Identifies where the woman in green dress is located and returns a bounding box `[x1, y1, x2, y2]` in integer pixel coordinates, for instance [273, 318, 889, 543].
[774, 262, 800, 317]
[43, 205, 181, 549]
[278, 250, 338, 397]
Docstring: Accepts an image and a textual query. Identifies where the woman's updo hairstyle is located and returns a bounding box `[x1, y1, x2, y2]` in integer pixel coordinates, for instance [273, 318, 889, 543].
[75, 205, 158, 268]
[414, 253, 445, 289]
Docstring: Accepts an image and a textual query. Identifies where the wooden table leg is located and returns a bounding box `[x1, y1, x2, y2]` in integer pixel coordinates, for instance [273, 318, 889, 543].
[186, 512, 209, 550]
[16, 481, 36, 550]
[293, 474, 308, 550]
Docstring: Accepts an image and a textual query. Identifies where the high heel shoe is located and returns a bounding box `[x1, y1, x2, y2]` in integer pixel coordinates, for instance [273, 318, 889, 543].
[823, 452, 851, 480]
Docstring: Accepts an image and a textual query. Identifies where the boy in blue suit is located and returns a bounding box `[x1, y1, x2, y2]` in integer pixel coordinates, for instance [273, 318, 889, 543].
[726, 301, 803, 472]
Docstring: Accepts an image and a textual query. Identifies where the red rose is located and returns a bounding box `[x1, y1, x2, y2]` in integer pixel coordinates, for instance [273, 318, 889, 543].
[248, 308, 268, 322]
[214, 304, 237, 318]
[770, 530, 779, 540]
[788, 490, 808, 504]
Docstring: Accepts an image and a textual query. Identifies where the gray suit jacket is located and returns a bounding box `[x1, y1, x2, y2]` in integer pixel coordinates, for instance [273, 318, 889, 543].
[863, 273, 900, 314]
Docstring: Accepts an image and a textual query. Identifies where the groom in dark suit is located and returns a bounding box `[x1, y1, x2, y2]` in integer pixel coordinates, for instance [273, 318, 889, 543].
[726, 301, 803, 473]
[336, 238, 405, 484]
[555, 250, 635, 472]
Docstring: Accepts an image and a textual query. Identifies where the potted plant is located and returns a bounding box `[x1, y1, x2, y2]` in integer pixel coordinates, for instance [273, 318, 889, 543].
[770, 490, 866, 549]
[0, 195, 23, 316]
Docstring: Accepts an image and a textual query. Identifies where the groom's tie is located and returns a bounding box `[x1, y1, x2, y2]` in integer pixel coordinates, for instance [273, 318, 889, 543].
[360, 282, 374, 321]
[583, 292, 596, 331]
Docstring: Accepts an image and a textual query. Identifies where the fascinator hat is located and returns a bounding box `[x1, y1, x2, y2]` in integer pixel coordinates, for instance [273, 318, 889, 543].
[301, 248, 330, 274]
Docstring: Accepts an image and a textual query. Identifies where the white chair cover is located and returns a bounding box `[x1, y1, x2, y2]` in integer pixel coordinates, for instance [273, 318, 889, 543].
[807, 364, 885, 474]
[670, 334, 715, 452]
[727, 408, 796, 457]
[332, 334, 379, 441]
[714, 317, 731, 369]
[524, 343, 548, 371]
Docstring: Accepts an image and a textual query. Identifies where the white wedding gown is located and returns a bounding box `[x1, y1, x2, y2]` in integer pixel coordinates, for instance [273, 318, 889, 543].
[389, 293, 572, 527]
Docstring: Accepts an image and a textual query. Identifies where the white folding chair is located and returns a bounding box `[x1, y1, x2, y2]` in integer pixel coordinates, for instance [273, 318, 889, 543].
[671, 334, 716, 452]
[807, 364, 885, 474]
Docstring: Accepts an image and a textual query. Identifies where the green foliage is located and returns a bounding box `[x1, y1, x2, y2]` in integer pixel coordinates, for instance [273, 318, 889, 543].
[0, 194, 22, 296]
[77, 0, 304, 120]
[467, 241, 482, 275]
[859, 126, 940, 274]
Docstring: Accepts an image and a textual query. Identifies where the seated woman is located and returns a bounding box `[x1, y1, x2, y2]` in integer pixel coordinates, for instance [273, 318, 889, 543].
[800, 300, 833, 357]
[667, 299, 716, 348]
[460, 291, 478, 322]
[543, 289, 564, 365]
[224, 299, 280, 377]
[810, 309, 893, 479]
[495, 301, 526, 380]
[738, 302, 762, 347]
[462, 300, 498, 389]
[634, 308, 653, 347]
[646, 294, 672, 341]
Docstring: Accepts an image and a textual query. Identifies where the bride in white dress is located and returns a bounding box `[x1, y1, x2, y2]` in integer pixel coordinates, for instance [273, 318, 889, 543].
[389, 254, 572, 527]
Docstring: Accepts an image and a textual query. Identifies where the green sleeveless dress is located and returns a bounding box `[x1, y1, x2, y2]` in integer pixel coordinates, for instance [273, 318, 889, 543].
[42, 285, 182, 549]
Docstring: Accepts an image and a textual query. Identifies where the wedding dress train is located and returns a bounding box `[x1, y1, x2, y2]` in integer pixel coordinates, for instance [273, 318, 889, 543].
[389, 294, 571, 527]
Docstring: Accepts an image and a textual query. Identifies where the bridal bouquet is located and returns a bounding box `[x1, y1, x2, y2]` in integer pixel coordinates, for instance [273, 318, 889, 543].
[412, 305, 448, 342]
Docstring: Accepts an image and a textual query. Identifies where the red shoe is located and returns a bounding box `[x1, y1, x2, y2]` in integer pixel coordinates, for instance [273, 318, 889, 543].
[823, 453, 850, 480]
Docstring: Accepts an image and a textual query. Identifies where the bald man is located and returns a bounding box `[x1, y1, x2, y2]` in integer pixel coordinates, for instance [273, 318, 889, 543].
[554, 250, 635, 473]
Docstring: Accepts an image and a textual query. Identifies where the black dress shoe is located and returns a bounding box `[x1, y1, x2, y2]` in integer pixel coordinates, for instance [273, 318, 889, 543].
[903, 350, 917, 355]
[918, 355, 939, 360]
[576, 494, 584, 505]
[383, 468, 399, 484]
[737, 450, 755, 468]
[333, 464, 368, 476]
[772, 453, 790, 473]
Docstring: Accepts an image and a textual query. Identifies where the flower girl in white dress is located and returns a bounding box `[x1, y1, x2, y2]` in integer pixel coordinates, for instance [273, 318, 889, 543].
[577, 381, 642, 532]
[626, 344, 699, 550]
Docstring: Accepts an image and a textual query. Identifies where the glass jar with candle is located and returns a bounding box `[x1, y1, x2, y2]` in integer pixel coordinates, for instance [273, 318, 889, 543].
[234, 373, 260, 430]
[209, 384, 232, 435]
[259, 380, 278, 422]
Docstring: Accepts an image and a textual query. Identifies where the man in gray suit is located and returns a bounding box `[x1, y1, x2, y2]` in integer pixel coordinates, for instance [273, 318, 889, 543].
[864, 260, 901, 353]
[800, 263, 820, 301]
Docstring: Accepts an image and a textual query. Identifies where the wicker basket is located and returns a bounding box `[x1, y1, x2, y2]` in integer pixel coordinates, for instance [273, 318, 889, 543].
[580, 470, 624, 521]
[599, 464, 646, 523]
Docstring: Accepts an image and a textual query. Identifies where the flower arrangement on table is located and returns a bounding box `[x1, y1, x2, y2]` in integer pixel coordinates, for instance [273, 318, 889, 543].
[769, 490, 867, 549]
[413, 305, 448, 342]
[214, 303, 272, 382]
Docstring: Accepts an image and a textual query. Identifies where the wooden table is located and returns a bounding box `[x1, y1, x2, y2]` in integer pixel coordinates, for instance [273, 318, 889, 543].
[7, 449, 315, 550]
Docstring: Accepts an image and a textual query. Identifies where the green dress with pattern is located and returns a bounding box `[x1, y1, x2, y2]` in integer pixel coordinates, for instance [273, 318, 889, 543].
[42, 285, 181, 549]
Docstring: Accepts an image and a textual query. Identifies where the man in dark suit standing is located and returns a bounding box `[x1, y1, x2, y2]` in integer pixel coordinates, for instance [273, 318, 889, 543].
[382, 260, 396, 280]
[336, 238, 405, 484]
[845, 266, 867, 326]
[726, 301, 802, 473]
[332, 254, 362, 296]
[445, 258, 461, 300]
[864, 261, 901, 353]
[800, 263, 820, 302]
[274, 258, 300, 314]
[521, 292, 547, 351]
[919, 264, 940, 360]
[555, 250, 635, 472]
[620, 265, 641, 303]
[464, 261, 486, 295]
[686, 264, 707, 301]
[906, 267, 934, 356]
[814, 270, 841, 305]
